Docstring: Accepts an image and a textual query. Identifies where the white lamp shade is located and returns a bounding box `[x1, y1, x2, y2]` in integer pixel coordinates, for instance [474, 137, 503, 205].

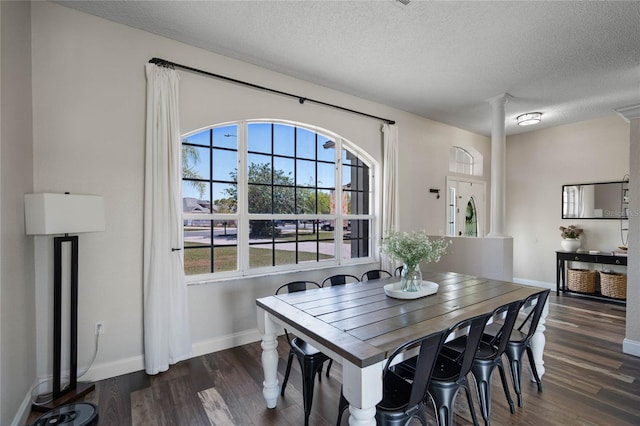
[25, 193, 105, 235]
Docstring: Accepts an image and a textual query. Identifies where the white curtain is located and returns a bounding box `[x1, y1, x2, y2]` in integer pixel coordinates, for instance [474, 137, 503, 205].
[143, 63, 192, 375]
[381, 123, 399, 273]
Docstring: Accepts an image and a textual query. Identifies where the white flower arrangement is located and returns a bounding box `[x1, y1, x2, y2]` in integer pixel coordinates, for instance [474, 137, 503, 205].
[381, 229, 449, 271]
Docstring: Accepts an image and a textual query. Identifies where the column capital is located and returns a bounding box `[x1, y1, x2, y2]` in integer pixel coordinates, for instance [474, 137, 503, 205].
[487, 93, 513, 106]
[615, 104, 640, 122]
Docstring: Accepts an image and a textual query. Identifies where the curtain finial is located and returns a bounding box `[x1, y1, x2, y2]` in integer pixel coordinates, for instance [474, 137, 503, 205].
[149, 57, 175, 69]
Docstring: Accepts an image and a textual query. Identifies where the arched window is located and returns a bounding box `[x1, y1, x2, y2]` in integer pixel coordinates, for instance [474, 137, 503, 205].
[449, 146, 483, 176]
[181, 120, 376, 279]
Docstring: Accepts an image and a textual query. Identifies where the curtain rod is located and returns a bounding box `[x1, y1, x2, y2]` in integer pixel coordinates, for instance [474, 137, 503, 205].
[149, 57, 395, 125]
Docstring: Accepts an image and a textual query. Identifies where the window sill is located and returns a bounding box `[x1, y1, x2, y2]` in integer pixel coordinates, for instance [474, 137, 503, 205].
[186, 257, 378, 286]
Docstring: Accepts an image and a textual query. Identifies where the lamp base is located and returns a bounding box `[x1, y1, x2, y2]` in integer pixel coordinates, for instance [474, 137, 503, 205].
[31, 382, 95, 412]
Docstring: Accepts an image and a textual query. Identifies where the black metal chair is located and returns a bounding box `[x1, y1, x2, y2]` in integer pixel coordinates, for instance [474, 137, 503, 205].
[336, 329, 448, 426]
[360, 269, 392, 282]
[393, 265, 403, 277]
[428, 313, 491, 426]
[321, 274, 360, 287]
[442, 299, 523, 426]
[395, 313, 491, 426]
[484, 289, 550, 408]
[276, 281, 331, 426]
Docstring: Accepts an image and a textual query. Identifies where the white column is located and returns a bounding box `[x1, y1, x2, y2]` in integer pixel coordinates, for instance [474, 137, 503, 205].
[616, 104, 640, 357]
[487, 94, 511, 237]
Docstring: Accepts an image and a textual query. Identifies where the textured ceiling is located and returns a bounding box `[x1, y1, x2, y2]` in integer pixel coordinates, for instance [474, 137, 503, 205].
[54, 1, 640, 136]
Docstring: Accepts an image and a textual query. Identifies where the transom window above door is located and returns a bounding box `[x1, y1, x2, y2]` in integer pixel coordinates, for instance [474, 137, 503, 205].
[449, 146, 484, 177]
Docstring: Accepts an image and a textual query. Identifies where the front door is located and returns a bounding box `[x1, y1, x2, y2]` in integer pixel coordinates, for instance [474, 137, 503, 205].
[446, 177, 485, 237]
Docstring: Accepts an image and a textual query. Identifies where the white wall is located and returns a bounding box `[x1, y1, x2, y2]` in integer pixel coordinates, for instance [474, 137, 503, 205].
[396, 115, 490, 234]
[29, 1, 489, 387]
[424, 236, 513, 281]
[16, 5, 637, 421]
[1, 1, 36, 424]
[506, 115, 630, 285]
[506, 115, 638, 358]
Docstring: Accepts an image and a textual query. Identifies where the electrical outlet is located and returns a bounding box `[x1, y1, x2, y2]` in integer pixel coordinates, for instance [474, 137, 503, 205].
[95, 321, 105, 335]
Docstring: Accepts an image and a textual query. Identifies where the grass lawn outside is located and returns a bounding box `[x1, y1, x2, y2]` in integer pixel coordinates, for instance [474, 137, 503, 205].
[184, 240, 334, 275]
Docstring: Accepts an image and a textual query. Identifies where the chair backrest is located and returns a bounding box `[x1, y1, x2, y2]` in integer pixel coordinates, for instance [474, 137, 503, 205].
[484, 299, 524, 356]
[360, 269, 392, 282]
[276, 280, 321, 296]
[441, 313, 492, 379]
[515, 289, 550, 342]
[385, 329, 448, 409]
[322, 274, 360, 287]
[275, 281, 321, 344]
[394, 265, 404, 277]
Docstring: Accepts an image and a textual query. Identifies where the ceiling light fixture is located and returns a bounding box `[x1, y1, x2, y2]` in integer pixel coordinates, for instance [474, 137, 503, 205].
[516, 112, 542, 126]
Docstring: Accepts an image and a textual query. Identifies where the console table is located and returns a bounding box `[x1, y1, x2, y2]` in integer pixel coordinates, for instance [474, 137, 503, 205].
[556, 251, 627, 303]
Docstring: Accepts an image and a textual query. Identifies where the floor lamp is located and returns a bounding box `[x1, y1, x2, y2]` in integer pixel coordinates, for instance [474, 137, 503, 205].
[25, 193, 105, 411]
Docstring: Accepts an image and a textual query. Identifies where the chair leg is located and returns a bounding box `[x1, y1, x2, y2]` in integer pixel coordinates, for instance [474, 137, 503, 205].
[336, 390, 349, 426]
[505, 343, 529, 408]
[497, 359, 515, 414]
[301, 356, 324, 426]
[435, 400, 453, 426]
[471, 364, 493, 426]
[429, 382, 458, 426]
[526, 346, 543, 392]
[326, 359, 333, 377]
[506, 348, 524, 408]
[281, 351, 295, 396]
[462, 380, 480, 426]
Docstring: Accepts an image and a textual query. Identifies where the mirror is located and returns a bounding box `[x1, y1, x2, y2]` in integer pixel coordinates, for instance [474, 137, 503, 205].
[562, 181, 628, 219]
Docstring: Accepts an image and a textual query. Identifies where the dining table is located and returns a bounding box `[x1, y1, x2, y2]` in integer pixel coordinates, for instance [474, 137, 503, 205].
[256, 271, 548, 426]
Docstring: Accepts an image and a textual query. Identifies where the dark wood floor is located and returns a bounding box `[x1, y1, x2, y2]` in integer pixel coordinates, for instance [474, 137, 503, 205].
[28, 294, 640, 425]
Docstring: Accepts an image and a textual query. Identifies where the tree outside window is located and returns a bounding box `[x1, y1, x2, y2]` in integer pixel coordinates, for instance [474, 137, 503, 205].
[181, 121, 375, 278]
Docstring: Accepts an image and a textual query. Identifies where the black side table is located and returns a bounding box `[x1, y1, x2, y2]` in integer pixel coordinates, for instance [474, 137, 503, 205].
[556, 250, 627, 303]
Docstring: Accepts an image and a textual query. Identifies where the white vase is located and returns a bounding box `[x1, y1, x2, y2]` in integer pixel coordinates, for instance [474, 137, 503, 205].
[561, 238, 581, 251]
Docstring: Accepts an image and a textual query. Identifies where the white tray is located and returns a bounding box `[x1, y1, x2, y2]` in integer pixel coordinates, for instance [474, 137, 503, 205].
[384, 281, 439, 299]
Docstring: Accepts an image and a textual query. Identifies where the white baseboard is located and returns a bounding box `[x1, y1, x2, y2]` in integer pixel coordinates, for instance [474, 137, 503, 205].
[10, 385, 34, 426]
[81, 328, 262, 382]
[13, 328, 266, 423]
[512, 277, 554, 290]
[623, 338, 640, 357]
[81, 354, 145, 382]
[192, 329, 262, 357]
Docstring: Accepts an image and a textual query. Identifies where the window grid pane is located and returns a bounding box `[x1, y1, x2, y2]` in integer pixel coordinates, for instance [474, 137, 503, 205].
[183, 122, 373, 277]
[449, 146, 474, 175]
[342, 219, 370, 259]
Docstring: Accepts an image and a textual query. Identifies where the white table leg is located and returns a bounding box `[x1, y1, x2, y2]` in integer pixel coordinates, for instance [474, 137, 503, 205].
[528, 298, 549, 380]
[258, 309, 280, 408]
[342, 360, 383, 426]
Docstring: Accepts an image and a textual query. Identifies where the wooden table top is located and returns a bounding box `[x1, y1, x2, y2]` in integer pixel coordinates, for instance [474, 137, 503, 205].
[256, 271, 541, 368]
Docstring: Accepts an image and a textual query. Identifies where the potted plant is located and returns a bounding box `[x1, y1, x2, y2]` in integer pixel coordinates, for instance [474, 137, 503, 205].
[559, 225, 583, 251]
[381, 230, 449, 292]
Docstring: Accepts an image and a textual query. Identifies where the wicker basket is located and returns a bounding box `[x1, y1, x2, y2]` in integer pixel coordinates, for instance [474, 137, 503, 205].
[599, 271, 627, 299]
[567, 268, 597, 293]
